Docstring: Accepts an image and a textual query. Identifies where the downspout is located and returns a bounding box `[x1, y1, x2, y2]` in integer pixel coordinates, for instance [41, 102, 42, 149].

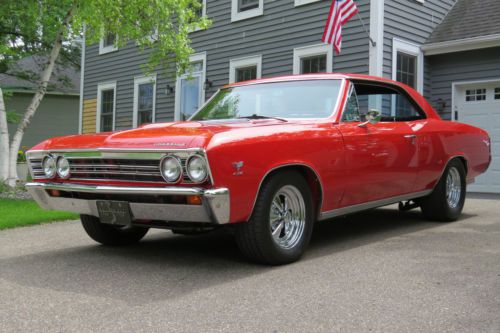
[78, 25, 86, 134]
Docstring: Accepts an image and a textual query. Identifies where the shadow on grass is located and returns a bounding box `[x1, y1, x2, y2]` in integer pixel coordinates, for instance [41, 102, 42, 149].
[0, 206, 475, 305]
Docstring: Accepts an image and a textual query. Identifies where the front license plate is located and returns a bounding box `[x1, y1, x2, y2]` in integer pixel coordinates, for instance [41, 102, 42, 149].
[96, 201, 132, 226]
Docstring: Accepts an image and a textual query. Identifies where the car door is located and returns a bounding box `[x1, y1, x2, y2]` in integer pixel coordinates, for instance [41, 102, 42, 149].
[336, 81, 420, 207]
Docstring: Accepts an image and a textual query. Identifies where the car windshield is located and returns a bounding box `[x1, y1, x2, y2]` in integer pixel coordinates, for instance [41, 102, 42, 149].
[190, 80, 343, 120]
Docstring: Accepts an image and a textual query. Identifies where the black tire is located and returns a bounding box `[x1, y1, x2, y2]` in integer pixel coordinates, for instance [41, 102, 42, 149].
[235, 171, 314, 265]
[80, 215, 149, 246]
[419, 159, 466, 222]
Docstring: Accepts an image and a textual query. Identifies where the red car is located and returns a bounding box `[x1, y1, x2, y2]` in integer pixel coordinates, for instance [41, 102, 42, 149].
[26, 74, 491, 265]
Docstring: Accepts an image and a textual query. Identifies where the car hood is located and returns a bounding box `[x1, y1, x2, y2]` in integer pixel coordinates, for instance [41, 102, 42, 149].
[30, 119, 311, 151]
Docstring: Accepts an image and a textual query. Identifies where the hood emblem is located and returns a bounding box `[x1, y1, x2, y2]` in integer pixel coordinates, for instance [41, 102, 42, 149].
[154, 142, 187, 147]
[232, 161, 244, 176]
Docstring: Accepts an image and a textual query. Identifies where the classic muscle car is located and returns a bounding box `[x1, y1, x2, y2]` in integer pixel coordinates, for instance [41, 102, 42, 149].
[25, 74, 491, 264]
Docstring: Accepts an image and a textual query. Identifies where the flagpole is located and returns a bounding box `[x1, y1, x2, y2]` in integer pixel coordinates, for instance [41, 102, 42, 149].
[356, 12, 376, 47]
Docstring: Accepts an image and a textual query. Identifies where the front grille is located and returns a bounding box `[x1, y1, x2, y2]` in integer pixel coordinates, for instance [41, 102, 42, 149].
[68, 158, 164, 182]
[27, 149, 209, 184]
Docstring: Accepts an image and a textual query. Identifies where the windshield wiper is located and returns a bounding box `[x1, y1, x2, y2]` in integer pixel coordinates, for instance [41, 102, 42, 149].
[237, 114, 287, 122]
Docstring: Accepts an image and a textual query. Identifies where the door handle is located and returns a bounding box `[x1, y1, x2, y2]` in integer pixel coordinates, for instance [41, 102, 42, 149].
[404, 134, 417, 144]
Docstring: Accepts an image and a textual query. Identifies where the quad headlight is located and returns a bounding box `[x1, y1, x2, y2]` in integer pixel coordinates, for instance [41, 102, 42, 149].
[56, 156, 71, 179]
[160, 156, 182, 183]
[187, 155, 208, 183]
[42, 156, 57, 179]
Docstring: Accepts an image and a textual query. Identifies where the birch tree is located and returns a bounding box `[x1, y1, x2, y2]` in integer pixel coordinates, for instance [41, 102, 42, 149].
[0, 0, 208, 187]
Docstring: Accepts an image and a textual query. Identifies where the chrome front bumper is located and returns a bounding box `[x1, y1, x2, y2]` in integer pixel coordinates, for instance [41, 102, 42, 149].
[25, 183, 230, 224]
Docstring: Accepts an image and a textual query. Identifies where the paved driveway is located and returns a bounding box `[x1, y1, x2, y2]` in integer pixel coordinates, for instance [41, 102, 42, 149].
[1, 194, 499, 333]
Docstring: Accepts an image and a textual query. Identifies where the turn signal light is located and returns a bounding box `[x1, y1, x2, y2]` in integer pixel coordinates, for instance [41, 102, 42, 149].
[186, 195, 202, 205]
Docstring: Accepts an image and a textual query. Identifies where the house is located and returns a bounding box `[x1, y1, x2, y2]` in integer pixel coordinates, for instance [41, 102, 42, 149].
[0, 55, 80, 149]
[80, 0, 500, 193]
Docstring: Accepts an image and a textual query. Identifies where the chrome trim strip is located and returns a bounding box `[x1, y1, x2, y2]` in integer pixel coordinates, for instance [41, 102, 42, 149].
[318, 190, 432, 221]
[25, 183, 230, 224]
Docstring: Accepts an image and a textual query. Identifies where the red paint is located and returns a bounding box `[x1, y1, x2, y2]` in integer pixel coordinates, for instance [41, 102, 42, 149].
[29, 74, 491, 224]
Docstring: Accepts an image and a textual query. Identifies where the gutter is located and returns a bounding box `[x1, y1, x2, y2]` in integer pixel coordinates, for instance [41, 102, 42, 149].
[422, 33, 500, 55]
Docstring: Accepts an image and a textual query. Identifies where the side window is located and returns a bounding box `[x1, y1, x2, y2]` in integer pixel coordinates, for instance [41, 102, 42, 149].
[342, 87, 361, 122]
[352, 82, 425, 122]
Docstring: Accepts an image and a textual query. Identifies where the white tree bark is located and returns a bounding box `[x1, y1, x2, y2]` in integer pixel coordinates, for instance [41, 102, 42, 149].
[6, 5, 75, 187]
[0, 88, 9, 183]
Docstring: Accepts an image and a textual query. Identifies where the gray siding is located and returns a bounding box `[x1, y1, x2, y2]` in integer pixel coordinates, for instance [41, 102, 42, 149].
[6, 93, 79, 148]
[383, 0, 456, 98]
[84, 0, 370, 130]
[428, 47, 500, 120]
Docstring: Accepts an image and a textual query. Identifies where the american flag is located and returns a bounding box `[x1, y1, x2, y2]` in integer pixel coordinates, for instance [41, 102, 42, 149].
[322, 0, 359, 54]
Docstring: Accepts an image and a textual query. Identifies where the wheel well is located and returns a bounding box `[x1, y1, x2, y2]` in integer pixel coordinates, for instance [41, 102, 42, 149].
[453, 156, 468, 175]
[259, 165, 323, 216]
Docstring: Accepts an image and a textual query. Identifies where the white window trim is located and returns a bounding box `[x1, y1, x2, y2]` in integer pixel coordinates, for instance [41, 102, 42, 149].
[133, 74, 157, 128]
[231, 0, 263, 22]
[99, 35, 118, 55]
[294, 0, 321, 7]
[174, 52, 207, 121]
[293, 43, 333, 75]
[229, 55, 262, 84]
[392, 38, 424, 94]
[96, 82, 117, 133]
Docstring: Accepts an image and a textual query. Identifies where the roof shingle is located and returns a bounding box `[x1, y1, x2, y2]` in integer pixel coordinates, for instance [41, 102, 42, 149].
[426, 0, 500, 44]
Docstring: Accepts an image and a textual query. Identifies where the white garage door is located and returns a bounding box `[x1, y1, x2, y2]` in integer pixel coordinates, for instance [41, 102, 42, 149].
[455, 81, 500, 193]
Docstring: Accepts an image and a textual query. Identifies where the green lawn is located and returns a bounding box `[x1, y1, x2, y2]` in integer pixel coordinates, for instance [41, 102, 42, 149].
[0, 199, 78, 230]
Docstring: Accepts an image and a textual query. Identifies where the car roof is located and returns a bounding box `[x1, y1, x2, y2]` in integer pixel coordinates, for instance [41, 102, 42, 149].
[223, 73, 404, 89]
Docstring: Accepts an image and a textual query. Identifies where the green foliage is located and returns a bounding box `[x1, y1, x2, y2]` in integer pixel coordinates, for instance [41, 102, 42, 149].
[0, 0, 210, 79]
[0, 199, 78, 230]
[0, 181, 8, 193]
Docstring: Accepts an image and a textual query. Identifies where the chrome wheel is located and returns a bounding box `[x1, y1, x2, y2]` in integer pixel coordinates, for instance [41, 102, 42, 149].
[446, 166, 462, 209]
[270, 185, 306, 250]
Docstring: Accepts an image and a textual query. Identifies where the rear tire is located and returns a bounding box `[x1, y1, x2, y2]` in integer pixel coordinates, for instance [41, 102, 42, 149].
[80, 215, 149, 246]
[235, 171, 314, 265]
[420, 159, 466, 222]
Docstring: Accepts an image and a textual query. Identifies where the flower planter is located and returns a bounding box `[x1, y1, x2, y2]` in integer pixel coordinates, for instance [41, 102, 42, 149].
[17, 162, 29, 181]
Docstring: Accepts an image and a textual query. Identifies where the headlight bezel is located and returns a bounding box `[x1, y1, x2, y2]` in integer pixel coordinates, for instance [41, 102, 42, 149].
[42, 155, 57, 179]
[186, 154, 208, 183]
[160, 155, 183, 183]
[56, 156, 71, 179]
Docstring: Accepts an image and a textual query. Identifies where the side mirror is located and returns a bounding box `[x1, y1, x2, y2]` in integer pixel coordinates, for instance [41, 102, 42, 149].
[358, 109, 381, 127]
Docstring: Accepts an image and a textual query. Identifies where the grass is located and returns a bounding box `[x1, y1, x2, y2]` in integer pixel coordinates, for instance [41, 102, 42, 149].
[0, 199, 78, 230]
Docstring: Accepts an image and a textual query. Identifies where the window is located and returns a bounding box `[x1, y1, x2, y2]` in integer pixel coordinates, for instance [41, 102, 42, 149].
[495, 88, 500, 100]
[351, 82, 426, 122]
[175, 52, 206, 121]
[396, 52, 417, 88]
[293, 44, 333, 75]
[295, 0, 321, 6]
[99, 32, 118, 54]
[465, 89, 487, 102]
[229, 55, 262, 83]
[191, 80, 343, 120]
[301, 55, 327, 74]
[342, 86, 361, 122]
[133, 75, 156, 127]
[392, 38, 423, 93]
[231, 0, 263, 22]
[190, 0, 207, 32]
[97, 82, 116, 132]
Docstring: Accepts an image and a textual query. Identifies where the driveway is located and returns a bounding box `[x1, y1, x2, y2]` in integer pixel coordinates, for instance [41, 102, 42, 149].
[1, 194, 499, 332]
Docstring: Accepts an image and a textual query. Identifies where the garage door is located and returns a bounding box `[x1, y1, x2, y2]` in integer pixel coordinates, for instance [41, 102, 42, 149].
[455, 82, 500, 193]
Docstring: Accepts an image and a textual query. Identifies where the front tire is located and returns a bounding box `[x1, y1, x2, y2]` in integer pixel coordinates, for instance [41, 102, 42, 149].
[235, 171, 314, 265]
[420, 159, 466, 222]
[80, 215, 149, 246]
